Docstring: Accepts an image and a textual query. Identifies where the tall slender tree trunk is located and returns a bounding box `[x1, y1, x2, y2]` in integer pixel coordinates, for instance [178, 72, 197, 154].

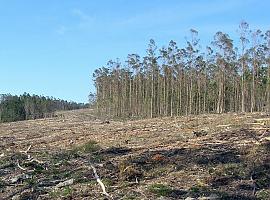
[241, 59, 245, 113]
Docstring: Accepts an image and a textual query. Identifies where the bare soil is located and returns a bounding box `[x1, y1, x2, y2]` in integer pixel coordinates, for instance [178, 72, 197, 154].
[0, 109, 269, 199]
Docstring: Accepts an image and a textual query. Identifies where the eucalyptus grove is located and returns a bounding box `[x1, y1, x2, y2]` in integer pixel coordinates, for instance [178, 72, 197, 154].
[93, 23, 270, 118]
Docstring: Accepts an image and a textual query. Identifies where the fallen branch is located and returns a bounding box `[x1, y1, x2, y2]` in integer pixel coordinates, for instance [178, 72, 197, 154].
[90, 164, 112, 199]
[216, 124, 232, 127]
[20, 145, 32, 154]
[249, 127, 269, 130]
[17, 160, 27, 171]
[55, 179, 74, 188]
[255, 118, 270, 122]
[246, 122, 265, 126]
[27, 157, 44, 164]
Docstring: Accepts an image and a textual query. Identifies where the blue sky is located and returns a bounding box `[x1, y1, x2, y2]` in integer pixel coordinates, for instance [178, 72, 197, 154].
[0, 0, 269, 103]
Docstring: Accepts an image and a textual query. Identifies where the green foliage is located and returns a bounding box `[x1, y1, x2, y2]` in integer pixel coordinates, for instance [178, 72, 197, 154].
[0, 179, 6, 189]
[256, 189, 270, 200]
[209, 163, 248, 178]
[148, 183, 173, 197]
[49, 186, 73, 198]
[188, 185, 210, 197]
[93, 26, 270, 118]
[72, 140, 100, 154]
[0, 93, 87, 123]
[0, 95, 25, 122]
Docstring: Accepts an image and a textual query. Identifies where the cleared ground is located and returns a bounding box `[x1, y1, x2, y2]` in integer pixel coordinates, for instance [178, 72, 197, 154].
[0, 109, 269, 199]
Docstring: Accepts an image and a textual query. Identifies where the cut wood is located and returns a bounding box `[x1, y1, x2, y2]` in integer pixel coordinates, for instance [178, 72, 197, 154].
[216, 124, 231, 127]
[17, 160, 27, 171]
[254, 118, 270, 122]
[245, 122, 265, 126]
[55, 179, 74, 188]
[249, 127, 269, 130]
[20, 145, 32, 154]
[90, 164, 112, 199]
[261, 136, 270, 141]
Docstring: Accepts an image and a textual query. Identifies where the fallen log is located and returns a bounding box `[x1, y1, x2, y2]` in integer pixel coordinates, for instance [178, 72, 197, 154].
[55, 179, 74, 188]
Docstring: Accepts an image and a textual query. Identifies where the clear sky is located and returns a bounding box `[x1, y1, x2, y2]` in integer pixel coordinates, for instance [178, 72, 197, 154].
[0, 0, 269, 103]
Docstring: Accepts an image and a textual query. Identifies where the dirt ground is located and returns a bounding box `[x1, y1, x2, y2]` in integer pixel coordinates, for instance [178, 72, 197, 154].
[0, 109, 269, 200]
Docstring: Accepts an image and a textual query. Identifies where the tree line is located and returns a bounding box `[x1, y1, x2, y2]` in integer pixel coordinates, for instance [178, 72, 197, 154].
[0, 93, 88, 122]
[93, 22, 270, 118]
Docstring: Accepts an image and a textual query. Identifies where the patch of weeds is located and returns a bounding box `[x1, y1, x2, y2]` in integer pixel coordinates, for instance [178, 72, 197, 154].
[54, 150, 80, 161]
[0, 157, 8, 165]
[209, 163, 248, 178]
[74, 140, 100, 154]
[45, 167, 68, 181]
[147, 166, 169, 178]
[122, 195, 139, 200]
[0, 161, 14, 170]
[252, 164, 270, 189]
[25, 177, 38, 187]
[62, 186, 72, 196]
[188, 185, 211, 198]
[47, 166, 61, 176]
[50, 169, 74, 180]
[118, 160, 143, 182]
[91, 154, 104, 162]
[0, 179, 7, 189]
[25, 161, 45, 175]
[49, 186, 73, 198]
[148, 183, 173, 197]
[51, 140, 102, 163]
[102, 178, 113, 187]
[256, 189, 270, 200]
[10, 152, 28, 161]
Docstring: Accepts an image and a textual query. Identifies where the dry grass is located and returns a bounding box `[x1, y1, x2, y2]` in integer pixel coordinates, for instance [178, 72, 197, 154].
[0, 109, 269, 199]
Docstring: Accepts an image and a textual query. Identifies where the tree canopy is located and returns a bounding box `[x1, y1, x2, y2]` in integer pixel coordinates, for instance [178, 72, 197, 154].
[0, 93, 87, 123]
[93, 22, 270, 118]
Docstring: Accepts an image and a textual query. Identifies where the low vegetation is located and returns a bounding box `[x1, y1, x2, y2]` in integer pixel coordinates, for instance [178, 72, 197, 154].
[0, 109, 269, 199]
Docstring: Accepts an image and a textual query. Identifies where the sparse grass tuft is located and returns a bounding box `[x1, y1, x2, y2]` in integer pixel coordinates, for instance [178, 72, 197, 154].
[72, 140, 100, 154]
[188, 185, 211, 197]
[49, 186, 73, 198]
[148, 183, 173, 197]
[256, 189, 270, 200]
[118, 160, 143, 181]
[209, 163, 248, 178]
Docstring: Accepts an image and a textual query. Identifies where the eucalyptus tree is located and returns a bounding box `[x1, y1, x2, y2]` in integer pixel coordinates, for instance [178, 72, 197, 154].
[238, 21, 250, 112]
[127, 54, 141, 116]
[159, 40, 179, 116]
[212, 31, 234, 113]
[264, 30, 270, 112]
[185, 29, 200, 115]
[92, 22, 270, 118]
[204, 46, 216, 113]
[143, 39, 159, 118]
[159, 46, 169, 116]
[248, 29, 265, 112]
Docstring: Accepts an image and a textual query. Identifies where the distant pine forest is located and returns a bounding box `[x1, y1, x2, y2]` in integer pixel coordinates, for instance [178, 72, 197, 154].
[0, 93, 88, 123]
[93, 22, 270, 118]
